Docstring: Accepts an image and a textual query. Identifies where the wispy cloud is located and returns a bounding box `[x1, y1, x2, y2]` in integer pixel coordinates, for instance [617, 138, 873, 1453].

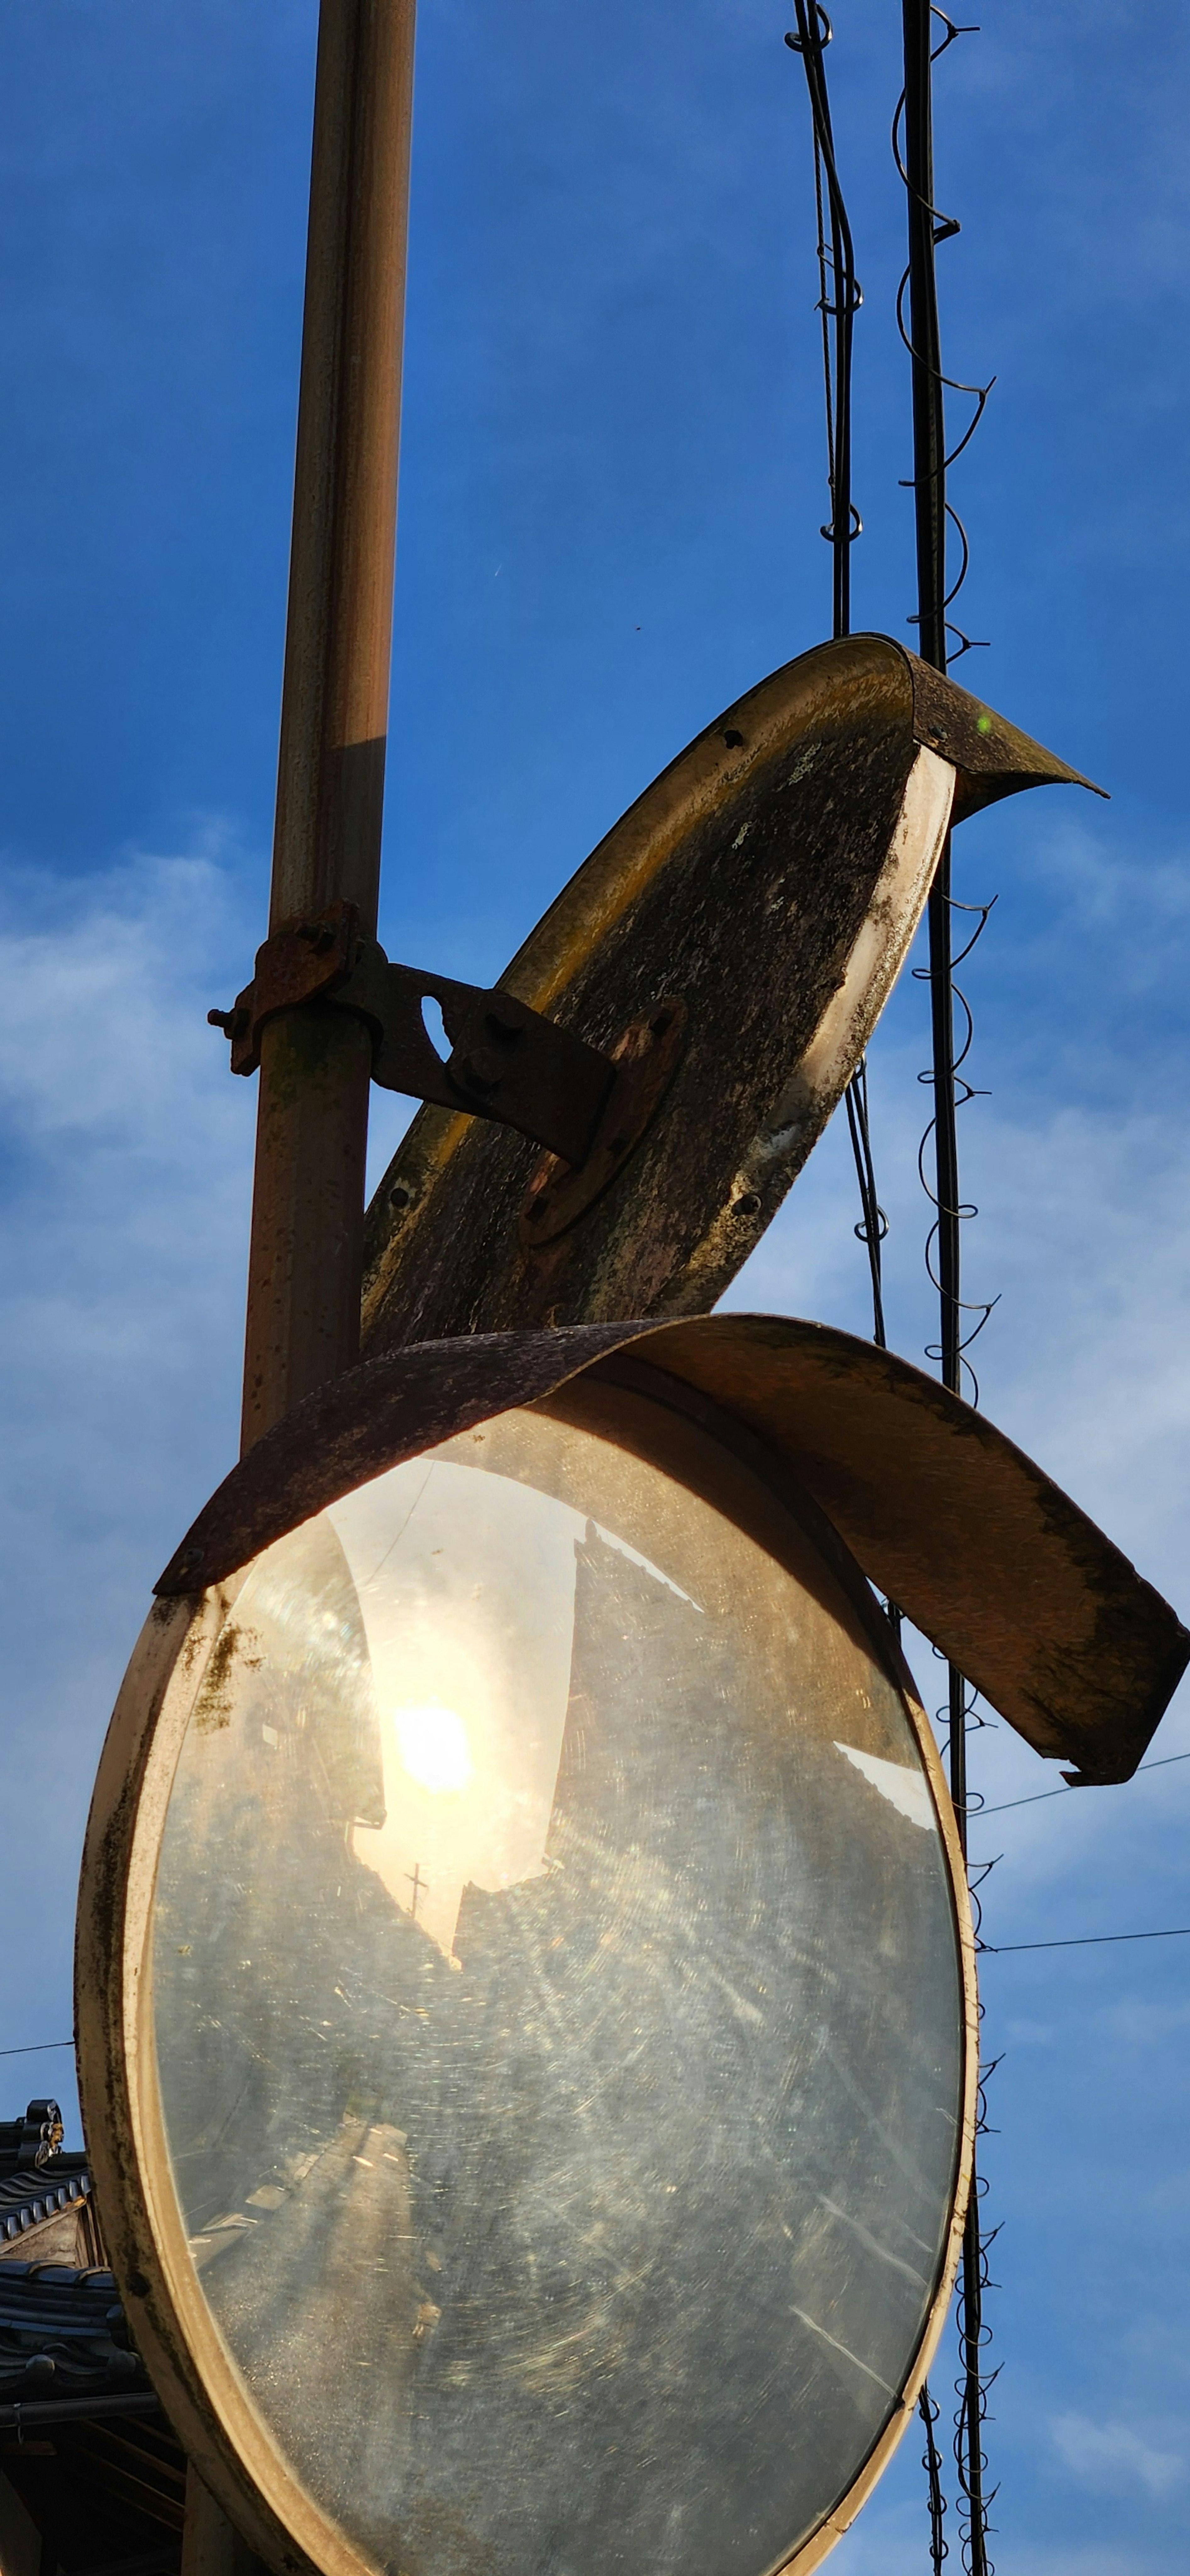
[1051, 2411, 1185, 2501]
[0, 850, 252, 1477]
[832, 2516, 1168, 2576]
[0, 847, 256, 2098]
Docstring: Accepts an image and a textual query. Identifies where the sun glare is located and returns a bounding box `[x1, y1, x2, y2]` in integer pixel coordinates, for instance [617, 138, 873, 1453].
[391, 1701, 473, 1795]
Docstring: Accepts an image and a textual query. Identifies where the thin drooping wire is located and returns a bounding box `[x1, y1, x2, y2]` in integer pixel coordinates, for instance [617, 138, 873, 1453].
[786, 7, 891, 1354]
[0, 2039, 75, 2060]
[898, 9, 996, 2573]
[786, 3, 861, 634]
[15, 1896, 1190, 2068]
[844, 1062, 889, 1346]
[979, 1749, 1190, 1818]
[986, 1925, 1190, 1956]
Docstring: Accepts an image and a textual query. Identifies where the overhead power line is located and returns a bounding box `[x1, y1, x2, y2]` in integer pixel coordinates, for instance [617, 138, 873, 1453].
[8, 1909, 1189, 2069]
[0, 2038, 75, 2061]
[984, 1926, 1190, 1956]
[978, 1750, 1190, 1818]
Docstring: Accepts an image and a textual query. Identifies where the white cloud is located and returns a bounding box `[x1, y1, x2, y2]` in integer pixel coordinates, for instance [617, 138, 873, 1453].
[1032, 813, 1190, 951]
[991, 2554, 1170, 2576]
[0, 852, 253, 1478]
[0, 847, 257, 2102]
[832, 2526, 1163, 2576]
[1051, 2412, 1185, 2502]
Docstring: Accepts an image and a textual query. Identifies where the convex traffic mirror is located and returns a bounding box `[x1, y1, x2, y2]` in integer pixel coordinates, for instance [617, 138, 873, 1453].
[78, 1317, 1187, 2576]
[359, 635, 1103, 1350]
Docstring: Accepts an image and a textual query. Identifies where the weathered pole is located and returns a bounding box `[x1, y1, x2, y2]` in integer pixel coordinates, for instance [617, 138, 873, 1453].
[241, 0, 416, 1453]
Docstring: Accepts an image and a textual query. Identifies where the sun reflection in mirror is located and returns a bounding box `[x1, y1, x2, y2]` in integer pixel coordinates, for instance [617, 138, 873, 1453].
[331, 1456, 586, 1961]
[333, 1450, 716, 1963]
[391, 1702, 473, 1796]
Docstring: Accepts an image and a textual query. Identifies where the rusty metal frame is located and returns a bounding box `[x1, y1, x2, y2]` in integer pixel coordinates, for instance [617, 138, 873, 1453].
[77, 1338, 984, 2576]
[210, 898, 626, 1171]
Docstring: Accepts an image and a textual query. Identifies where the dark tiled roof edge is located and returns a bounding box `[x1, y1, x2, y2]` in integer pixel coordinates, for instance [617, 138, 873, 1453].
[0, 2257, 150, 2406]
[0, 2162, 92, 2242]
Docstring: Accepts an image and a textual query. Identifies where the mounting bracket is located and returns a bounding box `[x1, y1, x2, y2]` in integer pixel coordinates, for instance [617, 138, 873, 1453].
[208, 898, 621, 1170]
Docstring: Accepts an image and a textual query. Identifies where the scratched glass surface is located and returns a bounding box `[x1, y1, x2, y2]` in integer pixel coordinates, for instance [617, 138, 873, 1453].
[151, 1401, 963, 2576]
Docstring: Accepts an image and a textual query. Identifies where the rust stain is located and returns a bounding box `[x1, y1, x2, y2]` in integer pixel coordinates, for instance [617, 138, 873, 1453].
[192, 1622, 248, 1735]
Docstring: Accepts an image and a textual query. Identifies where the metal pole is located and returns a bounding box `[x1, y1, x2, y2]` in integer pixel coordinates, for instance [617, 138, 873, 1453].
[241, 0, 417, 1452]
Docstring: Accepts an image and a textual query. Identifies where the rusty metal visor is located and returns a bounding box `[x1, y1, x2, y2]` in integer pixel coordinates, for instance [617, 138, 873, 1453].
[157, 1312, 1188, 1788]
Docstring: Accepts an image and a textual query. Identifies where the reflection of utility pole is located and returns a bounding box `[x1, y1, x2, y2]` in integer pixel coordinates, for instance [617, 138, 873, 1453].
[184, 5, 416, 2568]
[405, 1863, 428, 1921]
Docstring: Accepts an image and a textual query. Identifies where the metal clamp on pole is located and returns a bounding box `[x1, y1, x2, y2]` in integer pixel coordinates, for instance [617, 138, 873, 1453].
[210, 901, 620, 1170]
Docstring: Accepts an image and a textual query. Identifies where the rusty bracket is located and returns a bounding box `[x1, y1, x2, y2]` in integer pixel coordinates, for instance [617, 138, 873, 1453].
[208, 899, 619, 1170]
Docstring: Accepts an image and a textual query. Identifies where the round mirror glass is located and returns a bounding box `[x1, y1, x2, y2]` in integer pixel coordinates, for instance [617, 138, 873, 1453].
[146, 1385, 965, 2576]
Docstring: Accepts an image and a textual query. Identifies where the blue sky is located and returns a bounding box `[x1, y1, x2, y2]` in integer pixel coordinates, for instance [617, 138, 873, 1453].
[1, 2, 1188, 2568]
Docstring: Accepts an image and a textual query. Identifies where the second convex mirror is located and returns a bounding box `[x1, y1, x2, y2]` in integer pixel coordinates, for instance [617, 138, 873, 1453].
[362, 635, 1101, 1351]
[78, 1317, 1186, 2576]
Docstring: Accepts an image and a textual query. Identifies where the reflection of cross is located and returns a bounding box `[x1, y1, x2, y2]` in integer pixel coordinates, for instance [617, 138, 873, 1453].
[406, 1862, 428, 1921]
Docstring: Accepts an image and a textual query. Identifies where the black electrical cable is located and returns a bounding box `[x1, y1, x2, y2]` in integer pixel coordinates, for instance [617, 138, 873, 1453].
[0, 2038, 75, 2060]
[786, 7, 892, 1361]
[843, 1060, 889, 1348]
[978, 1749, 1190, 1818]
[785, 3, 861, 636]
[15, 1903, 1190, 2072]
[899, 8, 995, 2569]
[985, 1926, 1190, 1956]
